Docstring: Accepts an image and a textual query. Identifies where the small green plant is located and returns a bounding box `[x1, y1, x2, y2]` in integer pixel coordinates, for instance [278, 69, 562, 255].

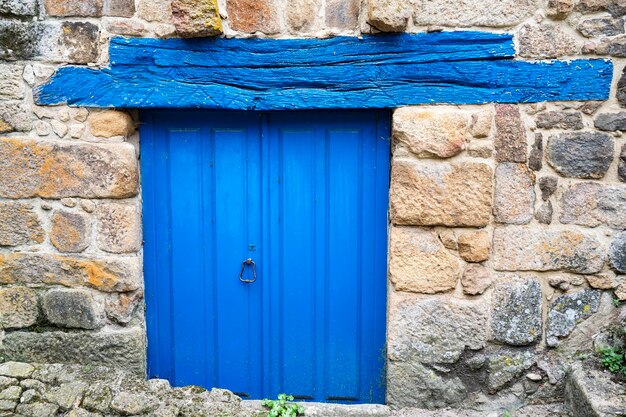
[501, 411, 512, 417]
[261, 394, 304, 417]
[598, 346, 626, 377]
[613, 298, 623, 307]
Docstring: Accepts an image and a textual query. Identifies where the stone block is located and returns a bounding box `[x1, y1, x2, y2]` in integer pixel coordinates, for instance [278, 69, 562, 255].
[518, 24, 578, 59]
[103, 18, 147, 36]
[388, 227, 460, 294]
[412, 0, 535, 27]
[0, 202, 44, 246]
[0, 287, 38, 329]
[50, 210, 90, 253]
[546, 289, 601, 347]
[560, 182, 626, 229]
[528, 133, 543, 171]
[287, 0, 320, 32]
[326, 0, 359, 29]
[46, 381, 87, 410]
[88, 110, 135, 138]
[461, 264, 492, 295]
[546, 0, 574, 19]
[0, 253, 142, 293]
[494, 163, 535, 225]
[457, 230, 490, 263]
[546, 132, 613, 179]
[536, 111, 583, 130]
[535, 201, 553, 224]
[490, 276, 542, 346]
[105, 290, 143, 324]
[226, 0, 280, 34]
[0, 0, 38, 16]
[393, 107, 468, 158]
[470, 108, 493, 138]
[595, 111, 626, 131]
[0, 64, 23, 101]
[110, 392, 158, 415]
[388, 294, 488, 364]
[103, 0, 135, 17]
[608, 232, 626, 273]
[492, 226, 605, 274]
[0, 362, 34, 378]
[0, 101, 31, 133]
[16, 403, 59, 416]
[487, 350, 535, 393]
[0, 138, 138, 199]
[137, 0, 172, 22]
[494, 104, 527, 163]
[539, 176, 557, 201]
[0, 328, 146, 375]
[583, 35, 626, 57]
[578, 17, 625, 38]
[44, 0, 103, 16]
[96, 202, 141, 254]
[367, 0, 410, 32]
[390, 159, 493, 227]
[576, 0, 626, 16]
[618, 68, 626, 108]
[565, 363, 626, 417]
[586, 272, 618, 289]
[172, 0, 223, 38]
[43, 289, 103, 330]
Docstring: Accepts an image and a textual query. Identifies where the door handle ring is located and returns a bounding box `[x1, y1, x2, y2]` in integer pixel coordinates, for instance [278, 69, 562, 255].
[239, 258, 257, 283]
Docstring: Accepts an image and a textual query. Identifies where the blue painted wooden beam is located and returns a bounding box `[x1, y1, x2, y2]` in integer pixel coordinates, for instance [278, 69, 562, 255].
[35, 32, 613, 110]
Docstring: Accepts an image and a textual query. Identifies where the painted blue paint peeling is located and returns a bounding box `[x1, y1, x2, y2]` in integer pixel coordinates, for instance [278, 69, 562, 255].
[35, 32, 612, 109]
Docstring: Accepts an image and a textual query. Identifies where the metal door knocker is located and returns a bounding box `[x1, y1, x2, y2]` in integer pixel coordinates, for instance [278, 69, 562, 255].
[239, 258, 257, 283]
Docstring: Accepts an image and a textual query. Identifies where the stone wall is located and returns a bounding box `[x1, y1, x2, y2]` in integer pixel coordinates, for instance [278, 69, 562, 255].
[0, 0, 625, 411]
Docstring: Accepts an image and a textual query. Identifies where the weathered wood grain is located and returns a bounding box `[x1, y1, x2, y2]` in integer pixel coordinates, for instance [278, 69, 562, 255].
[35, 33, 613, 109]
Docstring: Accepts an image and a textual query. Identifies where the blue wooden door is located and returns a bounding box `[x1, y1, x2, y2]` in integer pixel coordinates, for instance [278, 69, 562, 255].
[141, 110, 389, 404]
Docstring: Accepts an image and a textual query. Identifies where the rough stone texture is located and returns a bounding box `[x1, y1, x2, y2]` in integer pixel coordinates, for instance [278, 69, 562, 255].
[578, 17, 625, 38]
[0, 101, 31, 133]
[539, 176, 558, 201]
[547, 0, 575, 19]
[96, 202, 141, 254]
[411, 0, 535, 27]
[42, 289, 103, 330]
[390, 159, 493, 227]
[535, 201, 553, 224]
[617, 144, 626, 182]
[0, 362, 33, 378]
[494, 104, 527, 163]
[546, 132, 613, 179]
[0, 287, 38, 329]
[565, 363, 626, 417]
[50, 210, 90, 253]
[492, 227, 605, 274]
[389, 227, 460, 294]
[487, 350, 536, 393]
[582, 35, 626, 57]
[518, 24, 578, 59]
[0, 202, 44, 247]
[0, 0, 38, 16]
[105, 290, 143, 325]
[494, 163, 535, 224]
[103, 0, 135, 17]
[594, 111, 626, 131]
[326, 0, 359, 29]
[560, 182, 626, 229]
[87, 110, 134, 138]
[0, 329, 146, 374]
[490, 276, 542, 346]
[287, 0, 319, 32]
[393, 107, 468, 158]
[0, 138, 138, 199]
[137, 0, 172, 22]
[386, 361, 466, 409]
[58, 22, 100, 64]
[608, 231, 626, 273]
[226, 0, 280, 34]
[470, 109, 493, 138]
[171, 0, 223, 38]
[528, 133, 543, 171]
[367, 0, 410, 32]
[0, 64, 23, 101]
[461, 264, 492, 295]
[546, 289, 601, 347]
[576, 0, 626, 16]
[457, 230, 490, 263]
[618, 68, 626, 107]
[103, 18, 147, 36]
[43, 0, 102, 17]
[388, 295, 487, 365]
[0, 253, 141, 293]
[536, 111, 584, 130]
[586, 272, 618, 289]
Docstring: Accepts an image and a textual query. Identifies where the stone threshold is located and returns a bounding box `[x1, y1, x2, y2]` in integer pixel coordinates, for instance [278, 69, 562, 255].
[242, 400, 390, 416]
